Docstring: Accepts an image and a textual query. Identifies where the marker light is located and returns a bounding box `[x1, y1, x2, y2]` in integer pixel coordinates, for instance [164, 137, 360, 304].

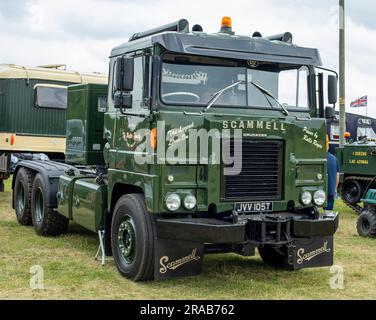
[150, 128, 157, 149]
[10, 134, 15, 146]
[221, 16, 232, 29]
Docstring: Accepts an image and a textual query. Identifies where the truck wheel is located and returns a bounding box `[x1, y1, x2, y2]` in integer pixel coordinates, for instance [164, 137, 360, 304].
[13, 168, 35, 226]
[258, 246, 292, 270]
[342, 180, 363, 205]
[357, 209, 376, 237]
[111, 194, 155, 282]
[31, 174, 69, 236]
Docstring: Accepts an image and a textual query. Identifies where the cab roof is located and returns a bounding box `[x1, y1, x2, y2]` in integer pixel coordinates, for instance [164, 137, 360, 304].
[0, 64, 108, 84]
[111, 31, 322, 66]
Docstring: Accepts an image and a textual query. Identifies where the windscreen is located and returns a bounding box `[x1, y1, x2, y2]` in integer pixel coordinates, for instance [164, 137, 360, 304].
[161, 54, 310, 111]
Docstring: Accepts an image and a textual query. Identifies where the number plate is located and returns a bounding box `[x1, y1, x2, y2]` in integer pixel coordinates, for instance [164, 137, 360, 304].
[234, 202, 274, 213]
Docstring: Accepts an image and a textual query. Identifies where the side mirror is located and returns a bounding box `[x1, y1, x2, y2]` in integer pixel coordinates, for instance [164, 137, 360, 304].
[325, 106, 335, 119]
[114, 56, 134, 92]
[114, 92, 133, 109]
[328, 75, 338, 105]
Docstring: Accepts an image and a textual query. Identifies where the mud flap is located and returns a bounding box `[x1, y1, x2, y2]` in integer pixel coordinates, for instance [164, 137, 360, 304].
[155, 238, 204, 280]
[291, 236, 334, 269]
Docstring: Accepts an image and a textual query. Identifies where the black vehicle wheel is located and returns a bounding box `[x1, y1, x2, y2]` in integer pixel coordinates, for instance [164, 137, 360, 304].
[258, 246, 292, 270]
[111, 194, 156, 282]
[357, 209, 376, 238]
[31, 174, 69, 236]
[13, 168, 35, 226]
[342, 180, 363, 205]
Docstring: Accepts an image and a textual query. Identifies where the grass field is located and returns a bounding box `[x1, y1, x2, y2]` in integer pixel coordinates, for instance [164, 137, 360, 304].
[1, 177, 376, 300]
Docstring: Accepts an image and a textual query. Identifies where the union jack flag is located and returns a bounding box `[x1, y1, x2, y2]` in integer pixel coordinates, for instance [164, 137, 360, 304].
[350, 96, 368, 108]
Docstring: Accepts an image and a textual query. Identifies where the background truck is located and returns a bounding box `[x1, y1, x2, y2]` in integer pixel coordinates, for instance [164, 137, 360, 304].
[336, 137, 376, 214]
[327, 113, 376, 155]
[0, 64, 107, 191]
[12, 18, 339, 281]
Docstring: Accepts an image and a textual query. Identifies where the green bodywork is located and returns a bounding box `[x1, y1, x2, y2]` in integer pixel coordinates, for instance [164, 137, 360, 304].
[104, 111, 327, 215]
[58, 175, 107, 233]
[65, 84, 108, 165]
[336, 141, 376, 178]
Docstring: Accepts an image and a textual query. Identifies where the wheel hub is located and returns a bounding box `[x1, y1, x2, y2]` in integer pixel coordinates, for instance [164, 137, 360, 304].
[118, 215, 136, 264]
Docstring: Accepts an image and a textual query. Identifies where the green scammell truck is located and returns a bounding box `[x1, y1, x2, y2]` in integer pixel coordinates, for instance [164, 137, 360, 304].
[0, 64, 107, 192]
[12, 18, 339, 281]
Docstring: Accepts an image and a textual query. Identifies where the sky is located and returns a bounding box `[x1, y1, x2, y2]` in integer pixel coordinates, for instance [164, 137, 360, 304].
[0, 0, 375, 117]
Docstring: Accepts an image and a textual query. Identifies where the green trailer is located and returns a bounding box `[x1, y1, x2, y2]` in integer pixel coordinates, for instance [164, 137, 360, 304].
[0, 64, 107, 191]
[12, 18, 339, 281]
[336, 138, 376, 214]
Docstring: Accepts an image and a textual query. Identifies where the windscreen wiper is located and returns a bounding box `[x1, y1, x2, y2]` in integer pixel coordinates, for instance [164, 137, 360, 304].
[203, 80, 243, 113]
[249, 80, 289, 116]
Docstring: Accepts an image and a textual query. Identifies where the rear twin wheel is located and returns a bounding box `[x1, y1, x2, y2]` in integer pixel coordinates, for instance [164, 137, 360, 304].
[31, 174, 69, 236]
[13, 168, 35, 226]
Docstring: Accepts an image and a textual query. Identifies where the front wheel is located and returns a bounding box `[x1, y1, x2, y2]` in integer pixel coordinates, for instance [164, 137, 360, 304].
[111, 194, 156, 282]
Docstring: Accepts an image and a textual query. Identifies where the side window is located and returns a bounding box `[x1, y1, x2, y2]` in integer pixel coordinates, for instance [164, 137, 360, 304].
[98, 96, 107, 113]
[278, 67, 309, 109]
[330, 124, 340, 141]
[34, 84, 67, 109]
[109, 55, 148, 111]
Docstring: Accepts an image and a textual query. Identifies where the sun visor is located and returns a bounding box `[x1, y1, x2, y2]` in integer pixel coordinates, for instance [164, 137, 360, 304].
[152, 33, 322, 66]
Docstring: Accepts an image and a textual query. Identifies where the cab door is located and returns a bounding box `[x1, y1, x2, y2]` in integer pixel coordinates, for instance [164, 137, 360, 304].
[112, 53, 152, 174]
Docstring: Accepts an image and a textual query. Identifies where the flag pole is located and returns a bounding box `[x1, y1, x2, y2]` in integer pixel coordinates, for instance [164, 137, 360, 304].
[339, 0, 346, 147]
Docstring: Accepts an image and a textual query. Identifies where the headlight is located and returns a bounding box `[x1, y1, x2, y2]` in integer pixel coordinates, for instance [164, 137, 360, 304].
[165, 193, 181, 212]
[184, 195, 197, 210]
[300, 191, 312, 206]
[313, 190, 326, 206]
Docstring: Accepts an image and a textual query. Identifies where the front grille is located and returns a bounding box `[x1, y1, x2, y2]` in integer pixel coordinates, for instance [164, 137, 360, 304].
[221, 139, 284, 201]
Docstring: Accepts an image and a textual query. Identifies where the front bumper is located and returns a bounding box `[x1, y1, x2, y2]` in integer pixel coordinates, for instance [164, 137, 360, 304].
[157, 213, 339, 245]
[154, 213, 339, 279]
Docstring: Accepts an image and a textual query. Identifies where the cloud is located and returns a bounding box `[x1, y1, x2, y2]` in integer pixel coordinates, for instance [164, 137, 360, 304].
[0, 0, 375, 116]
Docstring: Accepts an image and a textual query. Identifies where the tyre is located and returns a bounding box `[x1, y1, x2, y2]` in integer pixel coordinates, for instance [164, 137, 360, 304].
[342, 180, 363, 205]
[31, 174, 69, 236]
[111, 194, 156, 282]
[258, 246, 292, 270]
[357, 209, 376, 238]
[13, 167, 35, 226]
